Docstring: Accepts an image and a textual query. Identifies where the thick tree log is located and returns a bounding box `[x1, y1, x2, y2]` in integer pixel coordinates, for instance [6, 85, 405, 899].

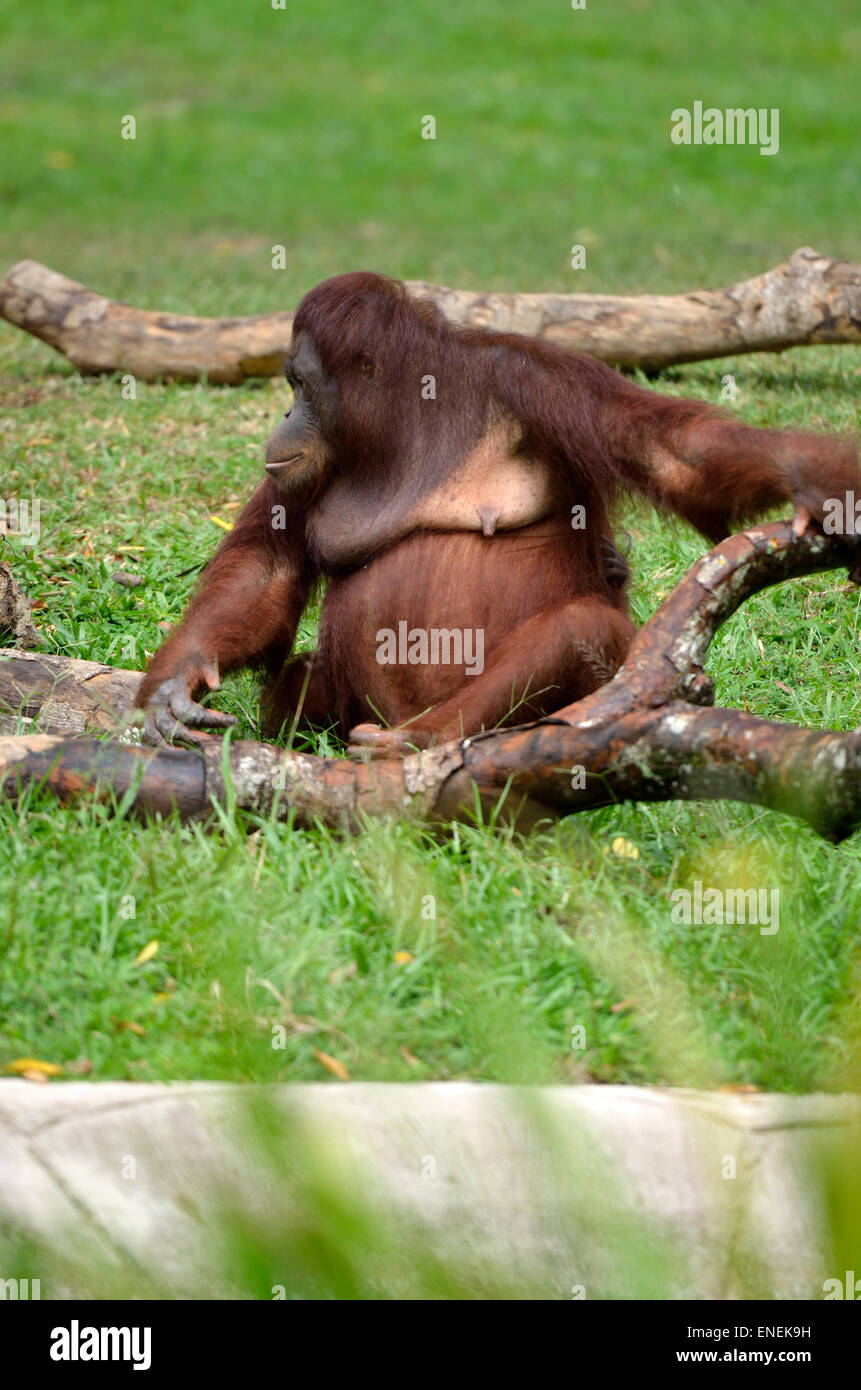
[0, 648, 139, 736]
[0, 260, 295, 384]
[0, 731, 465, 828]
[1, 248, 859, 381]
[2, 522, 861, 837]
[410, 247, 861, 370]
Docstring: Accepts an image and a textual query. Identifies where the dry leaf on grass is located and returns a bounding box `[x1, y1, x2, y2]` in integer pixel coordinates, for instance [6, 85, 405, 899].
[314, 1049, 350, 1081]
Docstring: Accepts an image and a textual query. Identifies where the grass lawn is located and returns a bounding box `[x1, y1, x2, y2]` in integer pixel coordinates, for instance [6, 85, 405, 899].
[1, 0, 859, 1092]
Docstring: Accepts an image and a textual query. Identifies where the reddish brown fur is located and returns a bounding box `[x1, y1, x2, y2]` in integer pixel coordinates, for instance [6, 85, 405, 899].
[260, 522, 634, 741]
[139, 271, 859, 749]
[139, 481, 312, 711]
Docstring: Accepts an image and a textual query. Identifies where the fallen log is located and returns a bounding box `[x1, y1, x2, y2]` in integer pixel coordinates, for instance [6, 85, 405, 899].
[2, 521, 861, 837]
[0, 648, 139, 736]
[1, 247, 858, 381]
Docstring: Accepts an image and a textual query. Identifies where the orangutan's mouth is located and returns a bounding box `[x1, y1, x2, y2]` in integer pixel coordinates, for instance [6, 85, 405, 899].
[265, 454, 304, 476]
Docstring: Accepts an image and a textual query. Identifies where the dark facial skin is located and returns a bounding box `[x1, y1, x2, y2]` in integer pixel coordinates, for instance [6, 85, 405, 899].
[265, 334, 338, 496]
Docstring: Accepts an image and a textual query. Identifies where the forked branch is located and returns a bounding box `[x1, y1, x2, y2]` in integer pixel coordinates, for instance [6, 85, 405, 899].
[1, 522, 860, 838]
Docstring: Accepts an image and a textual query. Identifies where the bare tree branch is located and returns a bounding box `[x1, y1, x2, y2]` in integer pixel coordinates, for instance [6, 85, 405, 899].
[2, 522, 860, 837]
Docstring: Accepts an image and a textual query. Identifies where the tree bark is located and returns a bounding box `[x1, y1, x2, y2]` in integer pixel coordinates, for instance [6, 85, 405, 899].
[0, 563, 41, 651]
[1, 247, 858, 381]
[2, 521, 861, 838]
[0, 648, 139, 735]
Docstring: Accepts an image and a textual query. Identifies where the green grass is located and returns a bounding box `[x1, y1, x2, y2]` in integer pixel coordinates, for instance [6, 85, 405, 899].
[1, 0, 860, 1093]
[1, 0, 858, 304]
